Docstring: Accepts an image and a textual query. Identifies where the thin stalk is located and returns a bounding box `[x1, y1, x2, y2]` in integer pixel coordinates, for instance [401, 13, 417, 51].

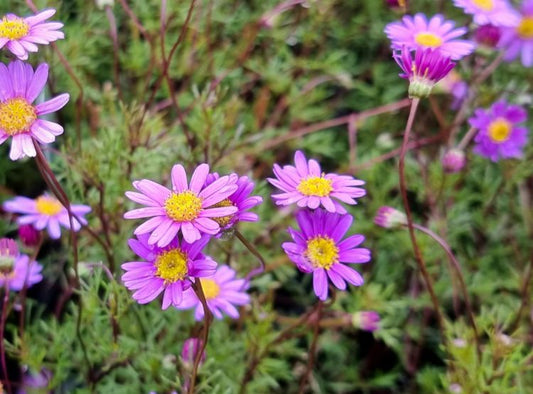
[0, 284, 11, 394]
[298, 301, 324, 394]
[235, 230, 266, 283]
[412, 223, 480, 360]
[398, 98, 446, 337]
[187, 280, 213, 394]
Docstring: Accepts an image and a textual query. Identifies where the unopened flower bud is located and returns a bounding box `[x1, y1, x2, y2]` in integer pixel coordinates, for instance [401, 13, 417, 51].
[442, 149, 466, 173]
[18, 224, 40, 248]
[352, 311, 380, 332]
[374, 206, 407, 229]
[0, 238, 18, 273]
[181, 338, 206, 367]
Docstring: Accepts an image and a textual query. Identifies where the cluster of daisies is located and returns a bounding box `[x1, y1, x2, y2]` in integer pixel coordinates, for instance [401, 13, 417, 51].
[385, 0, 530, 166]
[122, 163, 261, 319]
[0, 9, 92, 292]
[269, 151, 371, 301]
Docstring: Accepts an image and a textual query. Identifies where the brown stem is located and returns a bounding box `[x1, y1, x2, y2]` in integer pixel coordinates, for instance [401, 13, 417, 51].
[235, 230, 266, 283]
[105, 5, 123, 102]
[0, 284, 12, 394]
[398, 99, 446, 338]
[187, 280, 213, 394]
[412, 223, 480, 361]
[298, 301, 324, 393]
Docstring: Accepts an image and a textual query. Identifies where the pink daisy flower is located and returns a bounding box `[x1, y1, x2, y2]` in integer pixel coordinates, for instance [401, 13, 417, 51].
[121, 234, 216, 309]
[394, 47, 456, 98]
[177, 265, 250, 320]
[385, 13, 476, 60]
[469, 100, 529, 161]
[282, 209, 371, 301]
[0, 61, 69, 160]
[124, 164, 239, 246]
[2, 193, 91, 239]
[0, 239, 42, 291]
[268, 151, 366, 214]
[453, 0, 520, 27]
[499, 0, 533, 67]
[204, 173, 263, 232]
[0, 9, 64, 60]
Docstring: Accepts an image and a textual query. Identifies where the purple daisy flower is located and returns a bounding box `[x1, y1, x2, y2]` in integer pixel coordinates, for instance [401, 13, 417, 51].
[268, 151, 366, 214]
[121, 233, 217, 309]
[3, 194, 91, 239]
[385, 13, 476, 60]
[282, 209, 371, 301]
[469, 100, 529, 161]
[499, 0, 533, 67]
[204, 173, 263, 232]
[0, 242, 42, 291]
[394, 47, 456, 98]
[177, 265, 250, 320]
[0, 61, 69, 160]
[0, 9, 64, 60]
[124, 164, 239, 246]
[453, 0, 520, 27]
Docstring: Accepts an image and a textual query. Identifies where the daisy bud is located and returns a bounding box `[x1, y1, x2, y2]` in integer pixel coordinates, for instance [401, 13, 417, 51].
[352, 311, 380, 332]
[18, 224, 40, 247]
[0, 238, 18, 273]
[181, 338, 206, 367]
[374, 206, 407, 229]
[442, 149, 466, 173]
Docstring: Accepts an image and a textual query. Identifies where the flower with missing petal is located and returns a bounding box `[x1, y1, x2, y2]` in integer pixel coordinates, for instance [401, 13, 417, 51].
[268, 151, 366, 214]
[3, 194, 91, 239]
[282, 209, 371, 301]
[385, 13, 476, 60]
[204, 173, 263, 232]
[499, 0, 533, 67]
[0, 9, 64, 60]
[124, 163, 238, 246]
[121, 234, 216, 309]
[177, 265, 250, 320]
[453, 0, 520, 27]
[394, 47, 456, 98]
[469, 100, 529, 161]
[0, 61, 69, 160]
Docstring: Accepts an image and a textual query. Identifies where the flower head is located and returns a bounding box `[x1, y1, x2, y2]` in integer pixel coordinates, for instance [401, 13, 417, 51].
[442, 149, 467, 173]
[475, 24, 503, 47]
[268, 151, 366, 214]
[18, 224, 41, 247]
[0, 238, 18, 272]
[394, 47, 456, 98]
[177, 265, 250, 320]
[204, 173, 263, 232]
[352, 311, 380, 332]
[0, 61, 69, 160]
[453, 0, 520, 27]
[0, 252, 42, 291]
[469, 100, 529, 161]
[121, 234, 217, 309]
[3, 194, 90, 239]
[385, 13, 476, 60]
[499, 0, 533, 67]
[374, 206, 407, 229]
[385, 0, 408, 10]
[181, 338, 206, 366]
[0, 9, 64, 60]
[282, 209, 371, 301]
[124, 164, 238, 246]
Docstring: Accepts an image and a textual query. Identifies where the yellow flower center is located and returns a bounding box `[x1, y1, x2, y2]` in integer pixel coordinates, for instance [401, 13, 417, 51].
[517, 17, 533, 39]
[472, 0, 493, 11]
[297, 176, 333, 197]
[199, 278, 220, 300]
[208, 198, 235, 228]
[164, 191, 202, 222]
[305, 236, 339, 270]
[35, 196, 63, 216]
[488, 118, 512, 143]
[0, 17, 30, 40]
[0, 98, 37, 136]
[155, 248, 188, 283]
[415, 32, 443, 48]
